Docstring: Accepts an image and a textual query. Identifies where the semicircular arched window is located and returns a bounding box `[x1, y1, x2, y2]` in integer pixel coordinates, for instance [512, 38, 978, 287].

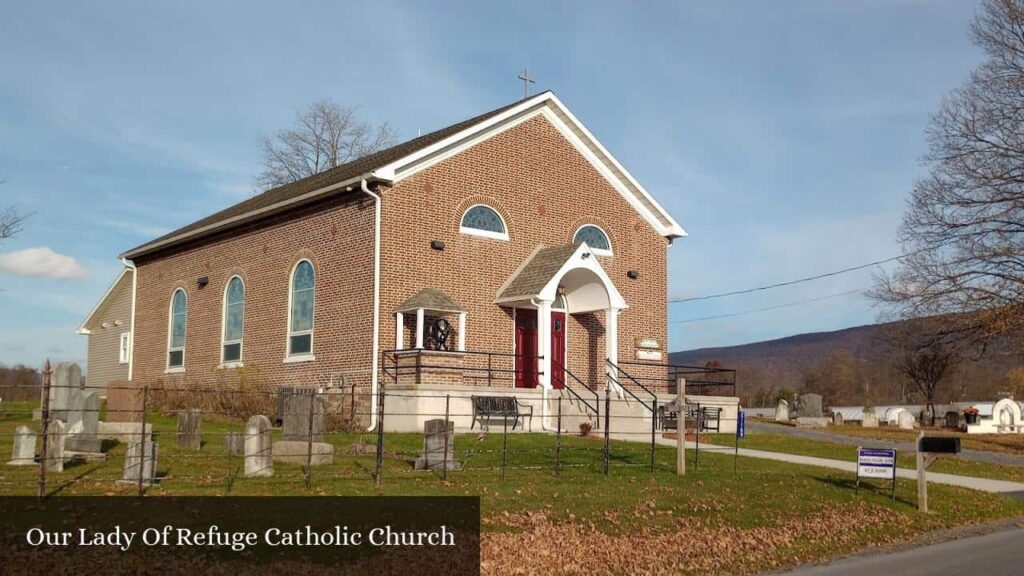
[460, 205, 508, 240]
[222, 276, 245, 365]
[574, 225, 612, 255]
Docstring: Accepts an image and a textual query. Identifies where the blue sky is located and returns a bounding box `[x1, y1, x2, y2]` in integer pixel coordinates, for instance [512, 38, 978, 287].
[0, 1, 985, 367]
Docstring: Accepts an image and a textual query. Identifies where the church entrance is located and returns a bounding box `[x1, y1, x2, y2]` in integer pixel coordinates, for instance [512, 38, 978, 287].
[550, 311, 566, 389]
[514, 309, 539, 388]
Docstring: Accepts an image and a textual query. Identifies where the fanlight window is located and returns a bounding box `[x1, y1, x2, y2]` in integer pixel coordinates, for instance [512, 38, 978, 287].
[288, 260, 315, 357]
[460, 205, 508, 240]
[168, 289, 187, 369]
[574, 225, 611, 254]
[222, 276, 245, 364]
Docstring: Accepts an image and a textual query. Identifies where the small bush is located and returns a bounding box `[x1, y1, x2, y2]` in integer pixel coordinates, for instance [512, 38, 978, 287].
[579, 422, 593, 437]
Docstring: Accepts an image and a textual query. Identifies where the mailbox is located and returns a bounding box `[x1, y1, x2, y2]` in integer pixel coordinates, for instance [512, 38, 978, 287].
[919, 436, 961, 454]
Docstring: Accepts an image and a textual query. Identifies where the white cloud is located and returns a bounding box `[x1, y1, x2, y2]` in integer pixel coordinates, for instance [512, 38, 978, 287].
[0, 247, 88, 280]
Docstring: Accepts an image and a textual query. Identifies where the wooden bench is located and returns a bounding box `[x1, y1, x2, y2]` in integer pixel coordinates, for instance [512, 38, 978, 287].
[470, 395, 533, 432]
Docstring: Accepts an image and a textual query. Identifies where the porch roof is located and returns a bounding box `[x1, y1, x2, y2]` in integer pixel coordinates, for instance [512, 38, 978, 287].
[498, 244, 578, 300]
[396, 287, 467, 314]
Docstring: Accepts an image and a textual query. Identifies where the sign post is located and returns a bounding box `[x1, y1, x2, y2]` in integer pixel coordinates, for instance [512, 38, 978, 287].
[676, 379, 685, 477]
[734, 410, 745, 475]
[916, 434, 961, 513]
[856, 446, 897, 501]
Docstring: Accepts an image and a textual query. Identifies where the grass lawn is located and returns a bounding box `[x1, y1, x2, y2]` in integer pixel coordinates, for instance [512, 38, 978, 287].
[704, 430, 1024, 484]
[3, 402, 1024, 574]
[807, 423, 1024, 455]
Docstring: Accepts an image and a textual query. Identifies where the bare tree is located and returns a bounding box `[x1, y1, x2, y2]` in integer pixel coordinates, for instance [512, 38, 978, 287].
[871, 0, 1024, 348]
[0, 179, 27, 241]
[884, 320, 962, 425]
[255, 100, 397, 191]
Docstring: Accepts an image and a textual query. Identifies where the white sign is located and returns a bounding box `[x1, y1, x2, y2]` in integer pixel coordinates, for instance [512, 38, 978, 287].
[635, 349, 663, 361]
[857, 448, 896, 479]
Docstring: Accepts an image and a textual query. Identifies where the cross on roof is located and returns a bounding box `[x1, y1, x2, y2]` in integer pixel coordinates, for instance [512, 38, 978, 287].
[518, 68, 535, 99]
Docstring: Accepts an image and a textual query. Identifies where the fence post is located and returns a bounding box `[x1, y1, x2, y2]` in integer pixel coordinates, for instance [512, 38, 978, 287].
[304, 391, 315, 489]
[651, 398, 658, 473]
[693, 401, 700, 473]
[603, 390, 611, 477]
[375, 383, 385, 488]
[37, 359, 52, 500]
[555, 396, 562, 477]
[443, 394, 450, 482]
[676, 379, 686, 477]
[501, 409, 508, 481]
[138, 385, 149, 497]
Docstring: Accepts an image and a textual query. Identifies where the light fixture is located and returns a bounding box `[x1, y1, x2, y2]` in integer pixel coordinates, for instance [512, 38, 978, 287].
[627, 270, 640, 280]
[197, 276, 209, 289]
[431, 240, 445, 251]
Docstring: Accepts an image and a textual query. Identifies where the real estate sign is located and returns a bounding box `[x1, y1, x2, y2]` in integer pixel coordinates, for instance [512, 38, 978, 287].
[856, 447, 897, 499]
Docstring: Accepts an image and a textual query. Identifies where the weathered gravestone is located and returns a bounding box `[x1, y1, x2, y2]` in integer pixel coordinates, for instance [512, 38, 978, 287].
[898, 411, 916, 430]
[281, 394, 326, 441]
[44, 420, 66, 472]
[945, 411, 961, 429]
[176, 410, 202, 450]
[8, 426, 36, 466]
[832, 412, 844, 426]
[225, 432, 244, 456]
[861, 408, 879, 428]
[244, 415, 273, 478]
[414, 419, 461, 471]
[120, 441, 158, 485]
[49, 362, 82, 422]
[65, 390, 102, 454]
[799, 394, 823, 418]
[775, 399, 790, 422]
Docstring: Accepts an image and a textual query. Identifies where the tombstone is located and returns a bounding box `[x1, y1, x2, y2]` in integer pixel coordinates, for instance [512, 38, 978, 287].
[44, 420, 66, 472]
[898, 410, 916, 430]
[414, 419, 461, 471]
[176, 410, 202, 450]
[774, 399, 790, 422]
[65, 391, 102, 454]
[225, 432, 244, 456]
[945, 411, 961, 429]
[49, 362, 82, 422]
[120, 441, 158, 485]
[7, 426, 36, 466]
[861, 408, 879, 428]
[244, 415, 273, 478]
[832, 412, 844, 426]
[799, 394, 824, 418]
[281, 394, 326, 442]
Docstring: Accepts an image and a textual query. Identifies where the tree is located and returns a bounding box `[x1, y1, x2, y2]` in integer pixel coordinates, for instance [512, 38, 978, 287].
[886, 321, 962, 426]
[0, 179, 26, 241]
[255, 100, 397, 191]
[871, 0, 1024, 348]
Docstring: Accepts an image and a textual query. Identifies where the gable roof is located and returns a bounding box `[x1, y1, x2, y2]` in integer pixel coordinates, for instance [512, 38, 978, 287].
[122, 91, 685, 260]
[498, 244, 579, 301]
[395, 288, 467, 314]
[78, 267, 133, 334]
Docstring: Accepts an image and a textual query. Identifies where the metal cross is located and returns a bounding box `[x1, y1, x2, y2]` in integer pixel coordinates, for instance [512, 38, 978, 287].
[518, 67, 535, 99]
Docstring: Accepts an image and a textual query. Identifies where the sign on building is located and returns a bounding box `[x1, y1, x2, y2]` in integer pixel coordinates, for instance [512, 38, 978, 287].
[856, 447, 896, 499]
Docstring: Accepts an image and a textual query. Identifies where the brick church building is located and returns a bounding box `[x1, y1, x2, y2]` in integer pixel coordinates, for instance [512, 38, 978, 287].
[82, 92, 735, 432]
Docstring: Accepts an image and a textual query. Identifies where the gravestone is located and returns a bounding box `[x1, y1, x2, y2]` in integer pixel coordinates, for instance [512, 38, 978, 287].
[945, 411, 961, 429]
[44, 420, 66, 472]
[65, 391, 102, 454]
[774, 399, 789, 422]
[49, 362, 82, 422]
[281, 394, 326, 441]
[832, 412, 844, 426]
[8, 426, 36, 466]
[414, 419, 461, 471]
[244, 415, 273, 477]
[898, 411, 916, 430]
[120, 441, 158, 485]
[799, 394, 823, 418]
[861, 408, 879, 428]
[225, 432, 244, 456]
[176, 410, 202, 450]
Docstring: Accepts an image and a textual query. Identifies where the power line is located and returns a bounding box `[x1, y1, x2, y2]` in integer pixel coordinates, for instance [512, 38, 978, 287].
[671, 288, 866, 324]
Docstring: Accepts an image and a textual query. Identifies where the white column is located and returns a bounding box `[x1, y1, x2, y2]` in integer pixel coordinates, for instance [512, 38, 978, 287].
[457, 312, 467, 352]
[538, 300, 553, 389]
[395, 313, 405, 350]
[605, 308, 620, 394]
[415, 308, 425, 349]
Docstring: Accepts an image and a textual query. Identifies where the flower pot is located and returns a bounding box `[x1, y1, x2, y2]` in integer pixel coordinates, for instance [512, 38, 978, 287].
[964, 413, 979, 425]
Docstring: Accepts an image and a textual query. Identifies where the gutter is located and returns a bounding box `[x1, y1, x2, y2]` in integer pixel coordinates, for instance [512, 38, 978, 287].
[358, 179, 383, 432]
[121, 257, 138, 381]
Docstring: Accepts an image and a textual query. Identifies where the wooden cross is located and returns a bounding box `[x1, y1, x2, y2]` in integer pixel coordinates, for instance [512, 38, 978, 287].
[518, 68, 535, 99]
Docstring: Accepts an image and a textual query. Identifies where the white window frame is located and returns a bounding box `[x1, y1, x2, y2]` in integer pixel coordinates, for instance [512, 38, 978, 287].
[166, 288, 187, 373]
[285, 259, 316, 362]
[221, 275, 245, 368]
[459, 204, 509, 241]
[573, 224, 613, 257]
[118, 332, 131, 365]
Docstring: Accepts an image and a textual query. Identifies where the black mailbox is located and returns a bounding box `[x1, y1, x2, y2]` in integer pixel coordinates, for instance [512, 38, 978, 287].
[919, 436, 961, 454]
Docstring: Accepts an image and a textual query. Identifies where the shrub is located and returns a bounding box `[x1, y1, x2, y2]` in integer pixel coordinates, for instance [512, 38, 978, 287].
[579, 422, 593, 437]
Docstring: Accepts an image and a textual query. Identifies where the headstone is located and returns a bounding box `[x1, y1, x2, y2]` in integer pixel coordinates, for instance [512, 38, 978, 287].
[898, 410, 916, 430]
[8, 426, 36, 466]
[862, 408, 879, 428]
[105, 381, 143, 423]
[832, 412, 844, 426]
[795, 417, 829, 428]
[176, 410, 202, 450]
[774, 399, 790, 422]
[414, 419, 461, 471]
[244, 415, 273, 477]
[799, 394, 823, 418]
[225, 432, 244, 456]
[281, 394, 326, 442]
[49, 362, 82, 422]
[65, 391, 102, 454]
[44, 420, 66, 472]
[120, 441, 158, 485]
[944, 411, 961, 429]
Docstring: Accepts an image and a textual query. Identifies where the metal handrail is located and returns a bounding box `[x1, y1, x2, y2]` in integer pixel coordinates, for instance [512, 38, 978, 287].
[605, 360, 657, 415]
[615, 359, 737, 396]
[551, 359, 600, 426]
[381, 348, 546, 387]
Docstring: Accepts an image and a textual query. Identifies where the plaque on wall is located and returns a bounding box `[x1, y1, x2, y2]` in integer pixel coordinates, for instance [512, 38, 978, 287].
[636, 349, 664, 361]
[635, 337, 662, 350]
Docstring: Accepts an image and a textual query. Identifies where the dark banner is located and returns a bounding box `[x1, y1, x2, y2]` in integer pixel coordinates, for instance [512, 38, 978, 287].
[0, 497, 480, 575]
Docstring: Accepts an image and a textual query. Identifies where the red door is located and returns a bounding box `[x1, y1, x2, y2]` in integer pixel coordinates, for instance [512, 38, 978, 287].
[551, 312, 566, 389]
[515, 309, 539, 388]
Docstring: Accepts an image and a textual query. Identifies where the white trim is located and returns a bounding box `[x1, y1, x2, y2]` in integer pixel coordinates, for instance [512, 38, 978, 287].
[395, 312, 405, 350]
[166, 288, 187, 371]
[283, 354, 315, 364]
[164, 367, 186, 375]
[286, 259, 316, 358]
[118, 332, 131, 365]
[78, 267, 132, 334]
[573, 224, 613, 257]
[459, 204, 510, 241]
[221, 275, 245, 365]
[415, 308, 425, 349]
[494, 243, 627, 311]
[220, 362, 244, 369]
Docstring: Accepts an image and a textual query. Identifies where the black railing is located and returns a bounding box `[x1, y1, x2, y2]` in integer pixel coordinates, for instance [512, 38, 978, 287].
[605, 359, 658, 414]
[552, 359, 600, 427]
[381, 349, 545, 388]
[615, 360, 737, 397]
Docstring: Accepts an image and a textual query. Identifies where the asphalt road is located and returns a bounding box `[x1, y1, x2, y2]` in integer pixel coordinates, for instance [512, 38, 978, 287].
[778, 527, 1024, 575]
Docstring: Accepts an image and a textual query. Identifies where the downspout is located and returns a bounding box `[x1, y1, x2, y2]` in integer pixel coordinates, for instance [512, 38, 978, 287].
[120, 257, 138, 381]
[360, 179, 382, 432]
[530, 298, 557, 432]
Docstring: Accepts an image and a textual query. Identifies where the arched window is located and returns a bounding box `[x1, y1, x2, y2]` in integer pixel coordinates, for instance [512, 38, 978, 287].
[460, 204, 508, 240]
[574, 225, 612, 256]
[288, 260, 315, 358]
[168, 289, 187, 369]
[222, 276, 245, 364]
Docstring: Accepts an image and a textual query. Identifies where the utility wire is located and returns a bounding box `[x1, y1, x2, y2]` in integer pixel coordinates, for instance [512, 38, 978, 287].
[671, 288, 865, 324]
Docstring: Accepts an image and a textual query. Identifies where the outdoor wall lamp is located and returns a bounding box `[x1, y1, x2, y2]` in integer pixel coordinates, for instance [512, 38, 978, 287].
[431, 240, 446, 251]
[197, 276, 209, 289]
[627, 270, 640, 280]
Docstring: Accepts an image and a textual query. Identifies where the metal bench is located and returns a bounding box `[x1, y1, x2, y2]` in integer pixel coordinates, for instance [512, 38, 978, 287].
[470, 395, 533, 432]
[658, 404, 722, 432]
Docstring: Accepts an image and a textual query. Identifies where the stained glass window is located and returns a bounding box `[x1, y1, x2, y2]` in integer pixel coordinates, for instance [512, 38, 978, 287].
[460, 205, 507, 238]
[289, 260, 315, 356]
[574, 225, 611, 252]
[223, 276, 244, 363]
[168, 289, 187, 368]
